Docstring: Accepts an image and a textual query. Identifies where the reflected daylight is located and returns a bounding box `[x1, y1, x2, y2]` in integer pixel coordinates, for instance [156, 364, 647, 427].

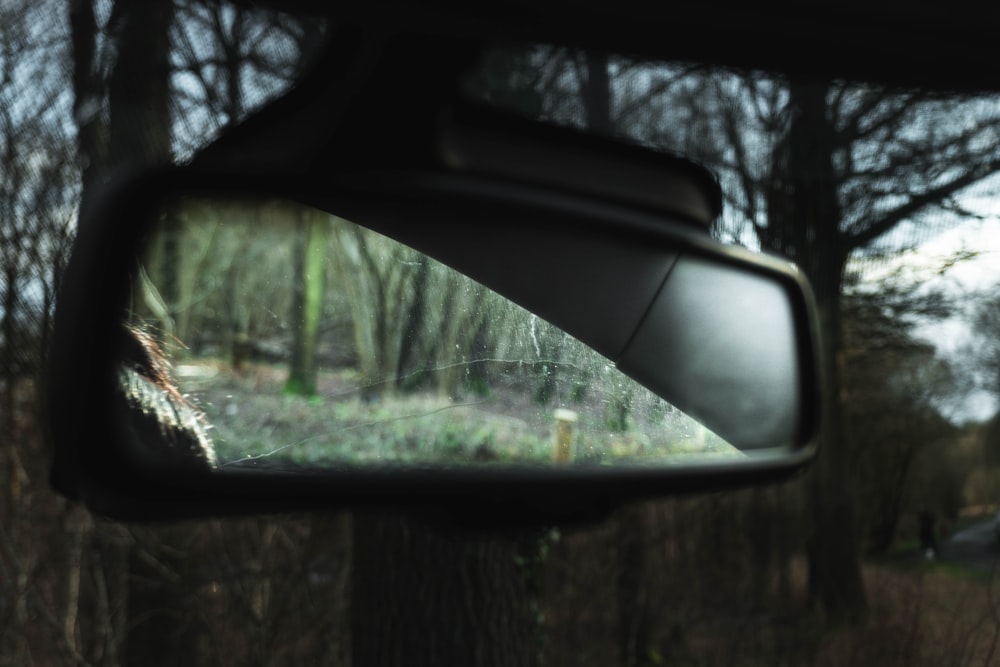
[122, 197, 740, 469]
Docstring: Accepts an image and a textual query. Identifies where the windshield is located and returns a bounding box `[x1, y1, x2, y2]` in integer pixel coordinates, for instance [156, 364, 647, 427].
[8, 10, 1000, 665]
[460, 43, 1000, 662]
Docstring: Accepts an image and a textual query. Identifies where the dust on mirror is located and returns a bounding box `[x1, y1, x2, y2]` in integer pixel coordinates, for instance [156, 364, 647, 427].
[118, 196, 740, 471]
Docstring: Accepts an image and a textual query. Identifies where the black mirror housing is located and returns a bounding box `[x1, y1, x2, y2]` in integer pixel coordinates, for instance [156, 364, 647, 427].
[48, 113, 821, 523]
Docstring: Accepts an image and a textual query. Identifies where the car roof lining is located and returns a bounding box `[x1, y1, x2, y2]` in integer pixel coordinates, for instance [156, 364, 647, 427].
[226, 0, 1000, 93]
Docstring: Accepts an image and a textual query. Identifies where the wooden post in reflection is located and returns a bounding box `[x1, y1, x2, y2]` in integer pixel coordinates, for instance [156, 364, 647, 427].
[553, 409, 578, 462]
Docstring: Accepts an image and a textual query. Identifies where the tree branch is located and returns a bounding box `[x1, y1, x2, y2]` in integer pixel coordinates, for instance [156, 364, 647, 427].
[615, 63, 703, 125]
[848, 159, 1000, 249]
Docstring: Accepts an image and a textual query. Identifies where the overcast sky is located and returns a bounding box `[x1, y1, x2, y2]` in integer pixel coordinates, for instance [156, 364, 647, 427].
[870, 216, 1000, 422]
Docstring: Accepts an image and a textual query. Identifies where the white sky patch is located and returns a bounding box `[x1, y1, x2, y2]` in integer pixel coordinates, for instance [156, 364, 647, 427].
[924, 219, 1000, 422]
[853, 214, 1000, 423]
[910, 219, 1000, 292]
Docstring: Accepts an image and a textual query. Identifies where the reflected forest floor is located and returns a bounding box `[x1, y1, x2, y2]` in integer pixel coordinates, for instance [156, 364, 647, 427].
[180, 358, 736, 468]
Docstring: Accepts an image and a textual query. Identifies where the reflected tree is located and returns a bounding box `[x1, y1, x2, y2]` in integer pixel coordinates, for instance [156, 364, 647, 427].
[285, 208, 329, 396]
[329, 220, 426, 399]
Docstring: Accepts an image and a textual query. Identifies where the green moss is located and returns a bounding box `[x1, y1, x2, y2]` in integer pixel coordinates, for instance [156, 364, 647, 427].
[283, 375, 314, 397]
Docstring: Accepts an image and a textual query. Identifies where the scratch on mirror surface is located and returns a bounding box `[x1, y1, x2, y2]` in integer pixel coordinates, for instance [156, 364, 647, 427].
[529, 315, 542, 358]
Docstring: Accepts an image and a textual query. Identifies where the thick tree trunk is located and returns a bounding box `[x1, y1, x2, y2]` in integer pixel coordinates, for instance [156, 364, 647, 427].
[69, 0, 108, 227]
[770, 82, 867, 621]
[107, 0, 174, 167]
[807, 285, 867, 621]
[617, 505, 648, 667]
[125, 530, 203, 666]
[102, 1, 213, 663]
[352, 512, 540, 667]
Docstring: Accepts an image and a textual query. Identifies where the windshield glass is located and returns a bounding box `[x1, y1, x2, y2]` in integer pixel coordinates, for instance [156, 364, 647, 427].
[10, 14, 1000, 665]
[458, 43, 1000, 661]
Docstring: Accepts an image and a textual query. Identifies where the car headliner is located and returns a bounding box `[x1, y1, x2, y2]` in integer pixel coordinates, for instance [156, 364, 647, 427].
[232, 0, 1000, 93]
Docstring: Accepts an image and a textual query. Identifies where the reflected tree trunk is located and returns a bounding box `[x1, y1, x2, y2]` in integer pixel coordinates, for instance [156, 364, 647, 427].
[333, 222, 384, 398]
[435, 275, 489, 400]
[285, 210, 329, 396]
[332, 222, 431, 399]
[396, 256, 429, 390]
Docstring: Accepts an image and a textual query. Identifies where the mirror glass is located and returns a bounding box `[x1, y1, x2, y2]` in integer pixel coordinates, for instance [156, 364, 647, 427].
[120, 196, 747, 471]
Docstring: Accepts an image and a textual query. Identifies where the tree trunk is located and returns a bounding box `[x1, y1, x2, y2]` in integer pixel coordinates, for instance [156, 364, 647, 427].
[285, 210, 329, 396]
[107, 0, 174, 168]
[125, 527, 204, 667]
[103, 1, 213, 663]
[352, 512, 540, 667]
[69, 0, 107, 221]
[617, 505, 648, 667]
[396, 257, 429, 390]
[335, 223, 387, 399]
[770, 81, 867, 621]
[582, 52, 612, 134]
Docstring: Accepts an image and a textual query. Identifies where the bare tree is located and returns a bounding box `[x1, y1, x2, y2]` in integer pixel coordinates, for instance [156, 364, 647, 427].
[0, 2, 83, 663]
[327, 220, 426, 399]
[468, 46, 1000, 621]
[704, 76, 1000, 619]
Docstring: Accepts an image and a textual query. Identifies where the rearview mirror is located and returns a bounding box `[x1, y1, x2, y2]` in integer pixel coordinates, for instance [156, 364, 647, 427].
[48, 164, 820, 521]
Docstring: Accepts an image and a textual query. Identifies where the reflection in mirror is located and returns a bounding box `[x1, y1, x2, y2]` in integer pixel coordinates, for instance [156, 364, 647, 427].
[122, 197, 740, 470]
[115, 324, 218, 470]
